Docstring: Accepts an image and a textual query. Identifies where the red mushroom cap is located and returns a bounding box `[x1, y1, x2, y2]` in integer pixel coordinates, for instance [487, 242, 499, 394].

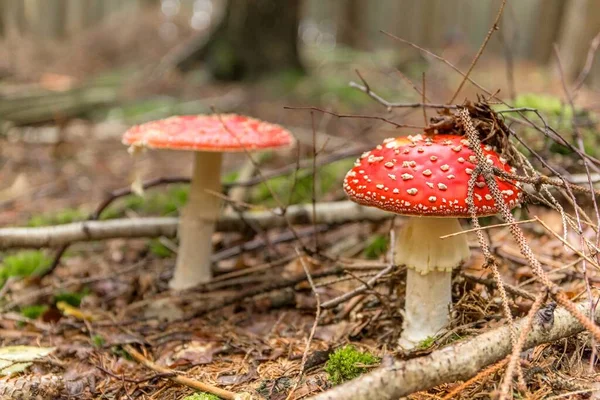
[343, 134, 522, 217]
[122, 114, 293, 152]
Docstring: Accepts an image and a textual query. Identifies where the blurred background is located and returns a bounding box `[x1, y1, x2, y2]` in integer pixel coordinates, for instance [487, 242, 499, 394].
[1, 0, 600, 224]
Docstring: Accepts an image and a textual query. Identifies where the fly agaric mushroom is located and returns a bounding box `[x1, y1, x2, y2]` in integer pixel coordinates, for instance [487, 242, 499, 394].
[343, 134, 522, 349]
[123, 114, 293, 290]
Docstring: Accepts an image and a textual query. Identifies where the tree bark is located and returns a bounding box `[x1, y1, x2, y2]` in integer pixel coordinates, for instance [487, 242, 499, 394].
[178, 0, 304, 80]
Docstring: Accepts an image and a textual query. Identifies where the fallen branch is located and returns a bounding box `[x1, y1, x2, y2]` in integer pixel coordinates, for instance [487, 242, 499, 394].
[0, 201, 389, 249]
[309, 301, 599, 400]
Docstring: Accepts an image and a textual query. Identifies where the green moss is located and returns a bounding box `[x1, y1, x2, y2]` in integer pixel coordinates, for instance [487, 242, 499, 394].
[363, 235, 388, 259]
[27, 208, 86, 227]
[148, 239, 173, 258]
[324, 345, 379, 385]
[20, 305, 48, 319]
[54, 288, 89, 307]
[512, 93, 569, 117]
[182, 393, 221, 400]
[497, 93, 600, 156]
[91, 335, 106, 348]
[416, 336, 436, 350]
[223, 170, 240, 185]
[0, 250, 52, 283]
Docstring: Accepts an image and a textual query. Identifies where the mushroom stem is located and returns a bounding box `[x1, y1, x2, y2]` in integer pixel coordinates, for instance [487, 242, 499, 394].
[170, 151, 223, 290]
[395, 217, 470, 349]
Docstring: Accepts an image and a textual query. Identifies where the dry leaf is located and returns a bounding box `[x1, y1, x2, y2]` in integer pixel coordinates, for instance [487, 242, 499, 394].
[0, 345, 55, 375]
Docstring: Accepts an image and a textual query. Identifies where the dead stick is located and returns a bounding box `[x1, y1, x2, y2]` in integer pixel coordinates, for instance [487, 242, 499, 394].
[309, 301, 599, 400]
[0, 201, 390, 249]
[123, 344, 249, 400]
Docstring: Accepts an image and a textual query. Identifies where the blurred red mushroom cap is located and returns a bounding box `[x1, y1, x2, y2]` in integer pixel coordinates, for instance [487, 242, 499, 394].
[122, 114, 293, 152]
[343, 134, 522, 217]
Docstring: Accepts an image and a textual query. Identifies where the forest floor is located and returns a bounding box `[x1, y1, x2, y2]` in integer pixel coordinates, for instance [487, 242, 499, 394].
[2, 26, 600, 399]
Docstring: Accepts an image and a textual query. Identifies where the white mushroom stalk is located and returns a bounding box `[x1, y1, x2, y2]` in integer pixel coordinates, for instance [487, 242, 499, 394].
[170, 151, 223, 289]
[395, 217, 469, 349]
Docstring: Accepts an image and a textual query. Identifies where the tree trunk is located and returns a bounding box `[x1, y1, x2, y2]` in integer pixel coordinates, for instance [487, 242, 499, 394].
[178, 0, 304, 81]
[336, 0, 364, 49]
[555, 0, 600, 80]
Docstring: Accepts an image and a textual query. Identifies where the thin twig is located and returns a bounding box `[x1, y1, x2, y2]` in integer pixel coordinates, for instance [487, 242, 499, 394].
[449, 0, 507, 103]
[94, 364, 175, 384]
[439, 218, 537, 239]
[310, 111, 319, 252]
[286, 248, 322, 400]
[321, 263, 394, 309]
[123, 345, 246, 400]
[421, 72, 428, 126]
[348, 81, 455, 110]
[441, 356, 509, 400]
[462, 274, 535, 301]
[573, 31, 600, 95]
[380, 31, 492, 97]
[283, 106, 425, 130]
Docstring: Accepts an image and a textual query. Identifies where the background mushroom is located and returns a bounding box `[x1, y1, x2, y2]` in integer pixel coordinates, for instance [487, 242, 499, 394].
[343, 134, 522, 349]
[123, 114, 293, 290]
